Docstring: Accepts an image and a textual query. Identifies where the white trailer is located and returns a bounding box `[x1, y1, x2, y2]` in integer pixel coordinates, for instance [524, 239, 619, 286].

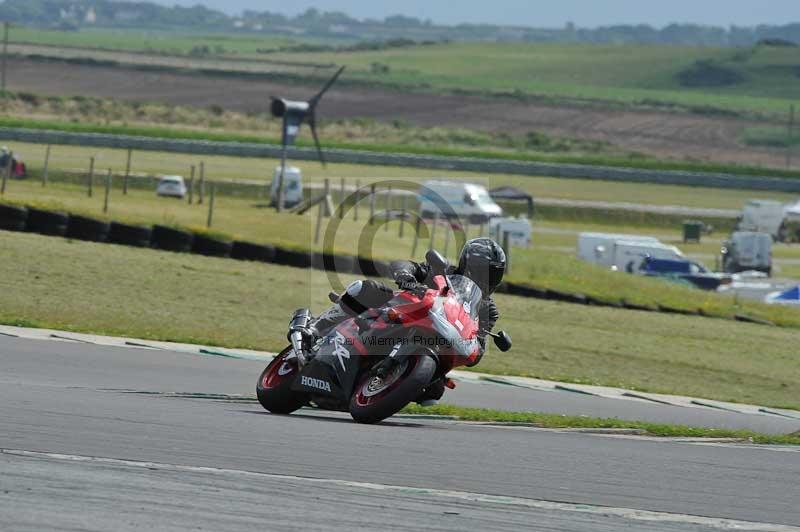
[577, 232, 660, 268]
[488, 217, 532, 248]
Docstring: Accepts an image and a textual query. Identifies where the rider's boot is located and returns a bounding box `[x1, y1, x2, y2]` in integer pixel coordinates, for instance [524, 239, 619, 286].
[415, 378, 446, 407]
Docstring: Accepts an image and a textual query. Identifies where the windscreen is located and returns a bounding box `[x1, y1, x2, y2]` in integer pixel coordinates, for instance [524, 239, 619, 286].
[447, 274, 483, 318]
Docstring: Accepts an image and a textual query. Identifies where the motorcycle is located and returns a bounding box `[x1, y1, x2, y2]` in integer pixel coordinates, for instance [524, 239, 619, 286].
[256, 250, 512, 424]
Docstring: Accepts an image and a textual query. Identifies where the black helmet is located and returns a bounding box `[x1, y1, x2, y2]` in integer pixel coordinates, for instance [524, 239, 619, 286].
[457, 238, 506, 296]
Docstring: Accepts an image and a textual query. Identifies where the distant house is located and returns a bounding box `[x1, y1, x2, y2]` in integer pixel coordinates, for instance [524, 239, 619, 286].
[85, 7, 97, 24]
[233, 20, 245, 29]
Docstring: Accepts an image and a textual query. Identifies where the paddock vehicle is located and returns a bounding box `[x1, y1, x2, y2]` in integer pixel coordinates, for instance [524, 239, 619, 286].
[269, 166, 303, 208]
[256, 250, 512, 424]
[419, 181, 503, 222]
[639, 257, 732, 291]
[736, 199, 800, 242]
[577, 232, 660, 267]
[156, 175, 187, 199]
[721, 231, 772, 276]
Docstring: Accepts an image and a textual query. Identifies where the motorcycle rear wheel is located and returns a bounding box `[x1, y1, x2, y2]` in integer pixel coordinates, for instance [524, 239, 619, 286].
[349, 355, 436, 424]
[256, 348, 307, 414]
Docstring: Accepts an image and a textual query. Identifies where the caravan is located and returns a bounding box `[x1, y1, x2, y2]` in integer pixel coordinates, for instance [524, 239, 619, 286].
[576, 232, 684, 272]
[577, 232, 660, 268]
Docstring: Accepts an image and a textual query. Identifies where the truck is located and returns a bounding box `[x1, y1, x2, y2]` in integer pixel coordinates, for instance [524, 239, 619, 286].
[270, 166, 304, 208]
[418, 180, 503, 223]
[736, 199, 800, 242]
[488, 217, 532, 248]
[721, 231, 772, 275]
[576, 232, 660, 268]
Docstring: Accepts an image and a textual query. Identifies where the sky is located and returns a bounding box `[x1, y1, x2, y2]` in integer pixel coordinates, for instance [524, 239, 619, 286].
[147, 0, 800, 28]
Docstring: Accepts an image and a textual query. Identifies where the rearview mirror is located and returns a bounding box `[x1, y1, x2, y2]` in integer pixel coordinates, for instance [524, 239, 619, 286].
[426, 249, 449, 276]
[493, 331, 512, 352]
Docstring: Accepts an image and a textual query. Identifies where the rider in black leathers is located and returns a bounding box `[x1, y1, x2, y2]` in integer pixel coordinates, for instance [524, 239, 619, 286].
[302, 238, 506, 371]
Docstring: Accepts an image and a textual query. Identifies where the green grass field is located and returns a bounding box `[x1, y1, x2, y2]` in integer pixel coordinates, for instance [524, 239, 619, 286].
[8, 27, 309, 56]
[7, 27, 800, 118]
[3, 139, 797, 212]
[2, 178, 800, 328]
[2, 230, 798, 410]
[265, 42, 800, 118]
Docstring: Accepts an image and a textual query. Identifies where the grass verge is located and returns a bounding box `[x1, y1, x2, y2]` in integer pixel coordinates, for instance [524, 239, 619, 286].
[399, 404, 800, 444]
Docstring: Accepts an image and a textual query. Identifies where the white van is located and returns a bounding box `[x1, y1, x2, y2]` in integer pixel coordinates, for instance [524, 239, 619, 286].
[488, 217, 532, 248]
[722, 231, 772, 275]
[270, 166, 303, 208]
[418, 180, 502, 222]
[611, 241, 685, 273]
[737, 200, 788, 241]
[577, 232, 660, 268]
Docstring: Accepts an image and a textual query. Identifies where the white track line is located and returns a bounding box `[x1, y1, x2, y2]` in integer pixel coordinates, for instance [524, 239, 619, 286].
[2, 448, 796, 532]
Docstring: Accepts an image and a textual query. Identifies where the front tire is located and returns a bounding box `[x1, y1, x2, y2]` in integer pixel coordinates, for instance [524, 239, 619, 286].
[349, 355, 437, 424]
[256, 348, 307, 414]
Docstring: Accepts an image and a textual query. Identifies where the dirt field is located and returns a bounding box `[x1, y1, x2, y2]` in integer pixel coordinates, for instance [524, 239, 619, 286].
[5, 58, 790, 169]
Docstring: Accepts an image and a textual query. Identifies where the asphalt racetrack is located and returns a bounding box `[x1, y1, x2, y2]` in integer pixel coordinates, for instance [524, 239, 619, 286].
[1, 336, 799, 531]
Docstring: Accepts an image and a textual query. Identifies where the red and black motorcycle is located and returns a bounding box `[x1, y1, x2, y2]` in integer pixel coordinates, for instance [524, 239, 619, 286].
[256, 250, 512, 424]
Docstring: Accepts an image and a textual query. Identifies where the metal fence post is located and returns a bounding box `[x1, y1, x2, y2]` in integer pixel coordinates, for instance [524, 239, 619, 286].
[198, 161, 205, 205]
[339, 177, 345, 219]
[369, 183, 376, 225]
[123, 148, 132, 195]
[42, 145, 51, 187]
[411, 217, 421, 258]
[429, 213, 438, 250]
[399, 195, 407, 238]
[0, 151, 11, 195]
[188, 165, 195, 205]
[87, 156, 95, 198]
[384, 185, 391, 231]
[206, 182, 215, 228]
[354, 179, 361, 222]
[103, 169, 112, 214]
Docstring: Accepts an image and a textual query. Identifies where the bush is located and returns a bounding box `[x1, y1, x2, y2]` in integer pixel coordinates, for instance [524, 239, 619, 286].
[677, 60, 745, 88]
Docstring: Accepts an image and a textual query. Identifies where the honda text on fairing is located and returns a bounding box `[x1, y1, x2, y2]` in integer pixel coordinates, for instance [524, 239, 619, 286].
[256, 250, 512, 424]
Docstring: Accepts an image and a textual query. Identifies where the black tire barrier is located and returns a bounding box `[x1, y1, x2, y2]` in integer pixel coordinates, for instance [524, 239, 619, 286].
[545, 290, 587, 305]
[312, 252, 355, 274]
[151, 225, 194, 253]
[734, 314, 775, 326]
[0, 203, 28, 232]
[25, 208, 69, 237]
[108, 222, 152, 248]
[504, 282, 548, 299]
[354, 257, 391, 278]
[231, 241, 276, 263]
[274, 247, 312, 268]
[192, 234, 233, 258]
[66, 215, 110, 243]
[657, 305, 699, 316]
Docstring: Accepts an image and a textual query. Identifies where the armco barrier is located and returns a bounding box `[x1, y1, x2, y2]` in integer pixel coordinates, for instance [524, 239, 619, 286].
[2, 127, 800, 192]
[0, 202, 778, 327]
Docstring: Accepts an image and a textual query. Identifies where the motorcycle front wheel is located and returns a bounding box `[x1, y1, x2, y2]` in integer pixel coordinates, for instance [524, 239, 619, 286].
[256, 348, 307, 414]
[349, 354, 436, 424]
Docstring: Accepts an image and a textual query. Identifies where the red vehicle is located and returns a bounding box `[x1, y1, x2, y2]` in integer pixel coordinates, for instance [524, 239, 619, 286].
[256, 250, 512, 424]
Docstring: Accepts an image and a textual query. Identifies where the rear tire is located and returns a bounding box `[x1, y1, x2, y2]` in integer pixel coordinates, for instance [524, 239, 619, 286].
[349, 355, 436, 424]
[256, 349, 307, 415]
